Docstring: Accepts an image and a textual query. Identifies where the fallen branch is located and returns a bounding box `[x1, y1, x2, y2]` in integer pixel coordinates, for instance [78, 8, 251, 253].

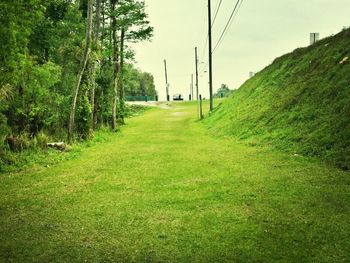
[47, 142, 66, 151]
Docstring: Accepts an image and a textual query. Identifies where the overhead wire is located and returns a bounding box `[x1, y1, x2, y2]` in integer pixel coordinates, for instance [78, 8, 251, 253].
[212, 0, 243, 54]
[199, 0, 244, 75]
[198, 0, 223, 74]
[198, 2, 210, 75]
[223, 0, 244, 41]
[211, 0, 223, 27]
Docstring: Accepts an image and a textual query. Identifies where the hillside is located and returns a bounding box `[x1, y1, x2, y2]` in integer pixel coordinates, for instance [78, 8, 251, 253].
[206, 28, 350, 170]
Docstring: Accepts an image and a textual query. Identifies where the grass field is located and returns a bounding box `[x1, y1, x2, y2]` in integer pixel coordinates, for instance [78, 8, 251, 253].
[1, 101, 349, 262]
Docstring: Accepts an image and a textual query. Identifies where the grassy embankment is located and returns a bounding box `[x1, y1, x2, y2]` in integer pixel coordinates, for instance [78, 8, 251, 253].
[205, 28, 350, 170]
[1, 101, 349, 262]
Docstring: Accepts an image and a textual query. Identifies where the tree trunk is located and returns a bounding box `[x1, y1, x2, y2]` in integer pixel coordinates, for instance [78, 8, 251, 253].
[108, 0, 113, 64]
[67, 0, 93, 144]
[118, 27, 125, 124]
[91, 0, 101, 129]
[111, 0, 119, 131]
[99, 0, 105, 126]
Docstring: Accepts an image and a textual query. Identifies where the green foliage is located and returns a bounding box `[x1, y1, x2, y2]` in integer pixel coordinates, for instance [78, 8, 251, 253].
[34, 131, 50, 148]
[0, 113, 9, 140]
[205, 28, 350, 170]
[4, 60, 62, 135]
[214, 84, 232, 98]
[0, 0, 155, 159]
[116, 0, 153, 42]
[123, 64, 157, 97]
[0, 0, 85, 140]
[124, 104, 150, 117]
[76, 89, 93, 140]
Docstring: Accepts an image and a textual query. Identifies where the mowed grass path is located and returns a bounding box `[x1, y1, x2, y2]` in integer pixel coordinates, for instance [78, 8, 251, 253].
[1, 101, 350, 262]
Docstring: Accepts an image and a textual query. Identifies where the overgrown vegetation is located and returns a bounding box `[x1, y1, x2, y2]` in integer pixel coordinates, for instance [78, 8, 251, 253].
[205, 27, 350, 170]
[0, 104, 149, 173]
[0, 0, 155, 159]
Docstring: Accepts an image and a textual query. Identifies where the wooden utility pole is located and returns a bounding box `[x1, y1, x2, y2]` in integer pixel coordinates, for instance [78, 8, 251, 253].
[199, 94, 203, 119]
[208, 0, 213, 111]
[164, 59, 169, 101]
[191, 74, 194, 100]
[195, 47, 199, 101]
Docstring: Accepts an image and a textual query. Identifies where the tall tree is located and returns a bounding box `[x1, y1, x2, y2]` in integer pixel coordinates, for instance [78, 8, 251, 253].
[116, 0, 153, 123]
[111, 0, 119, 131]
[68, 0, 94, 144]
[91, 0, 101, 129]
[0, 0, 155, 154]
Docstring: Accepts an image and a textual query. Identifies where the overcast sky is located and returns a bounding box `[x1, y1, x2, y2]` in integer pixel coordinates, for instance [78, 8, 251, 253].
[131, 0, 350, 100]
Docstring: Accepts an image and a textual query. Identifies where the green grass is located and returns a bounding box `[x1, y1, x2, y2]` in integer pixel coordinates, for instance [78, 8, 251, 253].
[0, 105, 149, 174]
[205, 28, 350, 170]
[1, 101, 350, 262]
[0, 128, 113, 174]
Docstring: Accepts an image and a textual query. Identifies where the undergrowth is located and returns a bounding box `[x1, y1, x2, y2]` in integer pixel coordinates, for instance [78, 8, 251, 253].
[0, 104, 150, 173]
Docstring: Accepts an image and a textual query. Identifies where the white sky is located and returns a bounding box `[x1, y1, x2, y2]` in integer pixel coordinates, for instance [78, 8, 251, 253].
[132, 0, 350, 100]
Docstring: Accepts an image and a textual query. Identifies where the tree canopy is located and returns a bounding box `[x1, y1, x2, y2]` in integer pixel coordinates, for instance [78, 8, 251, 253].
[0, 0, 155, 149]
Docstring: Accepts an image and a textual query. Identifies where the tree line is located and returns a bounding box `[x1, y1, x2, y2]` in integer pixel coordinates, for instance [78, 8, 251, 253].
[0, 0, 155, 149]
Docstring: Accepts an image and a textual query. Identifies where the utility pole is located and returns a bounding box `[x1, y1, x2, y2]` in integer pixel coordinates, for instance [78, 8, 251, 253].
[164, 59, 169, 101]
[191, 74, 194, 100]
[199, 94, 203, 119]
[195, 47, 199, 101]
[208, 0, 213, 111]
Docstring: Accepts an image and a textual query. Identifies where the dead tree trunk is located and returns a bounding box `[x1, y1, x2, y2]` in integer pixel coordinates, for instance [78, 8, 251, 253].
[68, 0, 93, 144]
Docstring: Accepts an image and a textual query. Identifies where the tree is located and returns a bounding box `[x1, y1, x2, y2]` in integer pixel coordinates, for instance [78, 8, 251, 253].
[0, 0, 154, 154]
[68, 0, 94, 144]
[110, 0, 119, 131]
[115, 0, 153, 123]
[91, 0, 101, 129]
[122, 64, 157, 99]
[214, 84, 232, 98]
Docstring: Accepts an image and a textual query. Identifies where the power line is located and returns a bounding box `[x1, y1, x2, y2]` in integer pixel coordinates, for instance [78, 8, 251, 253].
[212, 0, 243, 54]
[199, 0, 222, 73]
[225, 0, 244, 36]
[211, 0, 223, 27]
[213, 0, 243, 53]
[200, 36, 208, 62]
[208, 0, 213, 111]
[198, 2, 210, 74]
[197, 1, 208, 47]
[199, 0, 243, 75]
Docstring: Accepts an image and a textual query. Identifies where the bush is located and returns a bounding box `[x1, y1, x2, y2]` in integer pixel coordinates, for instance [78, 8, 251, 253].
[35, 131, 50, 148]
[76, 92, 93, 141]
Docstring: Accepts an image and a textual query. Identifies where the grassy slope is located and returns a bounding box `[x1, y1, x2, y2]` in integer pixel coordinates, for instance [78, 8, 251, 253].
[1, 101, 350, 262]
[205, 28, 350, 169]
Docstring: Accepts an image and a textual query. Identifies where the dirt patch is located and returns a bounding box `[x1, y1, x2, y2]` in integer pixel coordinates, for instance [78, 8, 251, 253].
[126, 101, 171, 109]
[171, 112, 188, 116]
